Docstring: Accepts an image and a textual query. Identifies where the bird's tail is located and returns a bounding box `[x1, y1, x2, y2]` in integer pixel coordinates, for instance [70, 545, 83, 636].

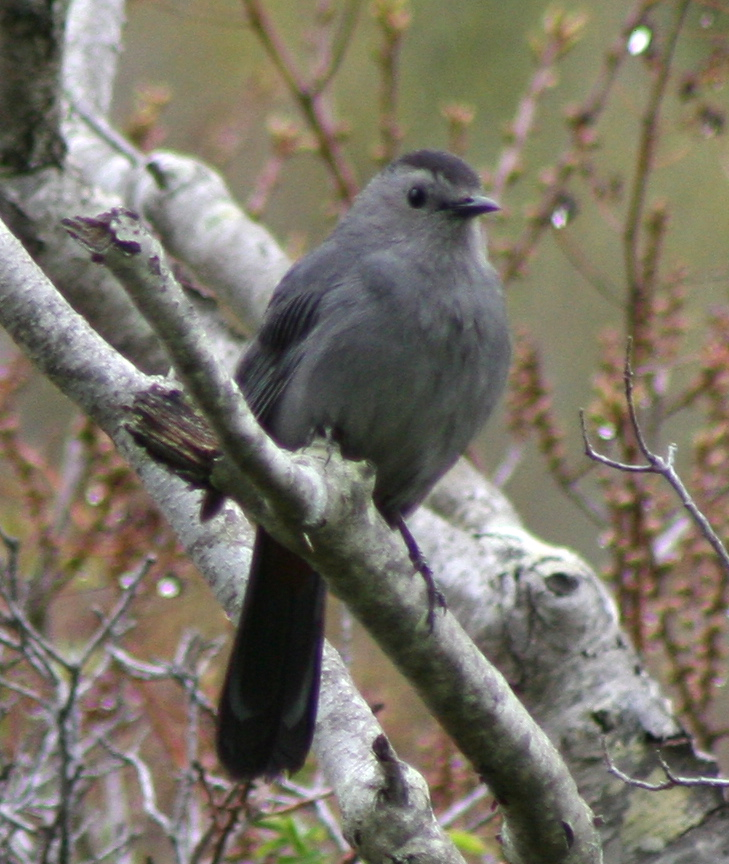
[216, 529, 326, 780]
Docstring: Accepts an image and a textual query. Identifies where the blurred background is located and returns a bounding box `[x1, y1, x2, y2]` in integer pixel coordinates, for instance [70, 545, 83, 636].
[111, 0, 729, 563]
[2, 3, 729, 852]
[108, 0, 729, 769]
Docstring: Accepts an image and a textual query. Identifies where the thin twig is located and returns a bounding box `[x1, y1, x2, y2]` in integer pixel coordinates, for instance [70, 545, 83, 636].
[241, 0, 359, 202]
[438, 785, 490, 829]
[191, 766, 251, 864]
[491, 10, 585, 198]
[372, 0, 409, 163]
[77, 557, 153, 666]
[623, 0, 692, 355]
[501, 0, 649, 281]
[0, 573, 75, 675]
[103, 742, 172, 833]
[0, 525, 21, 601]
[581, 342, 729, 578]
[603, 739, 729, 790]
[310, 0, 364, 92]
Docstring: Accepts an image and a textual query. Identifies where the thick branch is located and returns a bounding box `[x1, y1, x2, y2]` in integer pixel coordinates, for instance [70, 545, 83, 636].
[2, 2, 725, 858]
[62, 208, 328, 532]
[0, 211, 471, 864]
[64, 209, 601, 864]
[0, 1, 66, 170]
[138, 152, 289, 334]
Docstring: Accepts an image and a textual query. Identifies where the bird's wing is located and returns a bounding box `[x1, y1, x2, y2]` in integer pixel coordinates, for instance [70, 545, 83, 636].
[237, 264, 330, 429]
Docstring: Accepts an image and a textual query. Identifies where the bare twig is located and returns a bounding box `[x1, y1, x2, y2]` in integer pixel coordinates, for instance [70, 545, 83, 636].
[0, 526, 21, 601]
[372, 0, 409, 163]
[241, 0, 360, 202]
[104, 743, 173, 833]
[492, 10, 587, 199]
[581, 342, 729, 578]
[501, 0, 651, 281]
[190, 768, 251, 864]
[246, 117, 302, 217]
[623, 0, 692, 340]
[604, 740, 729, 791]
[310, 0, 364, 92]
[437, 785, 490, 829]
[77, 557, 153, 665]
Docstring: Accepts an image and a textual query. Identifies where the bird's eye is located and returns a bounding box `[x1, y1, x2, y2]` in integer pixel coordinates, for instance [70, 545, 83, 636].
[407, 185, 428, 209]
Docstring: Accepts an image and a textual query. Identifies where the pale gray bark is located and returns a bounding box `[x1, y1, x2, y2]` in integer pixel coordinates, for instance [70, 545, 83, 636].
[0, 2, 727, 863]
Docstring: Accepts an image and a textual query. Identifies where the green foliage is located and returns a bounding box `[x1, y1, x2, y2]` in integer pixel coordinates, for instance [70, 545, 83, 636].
[254, 815, 330, 864]
[447, 828, 488, 856]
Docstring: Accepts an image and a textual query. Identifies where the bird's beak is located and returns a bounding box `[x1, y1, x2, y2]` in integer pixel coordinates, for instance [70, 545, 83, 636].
[445, 195, 500, 218]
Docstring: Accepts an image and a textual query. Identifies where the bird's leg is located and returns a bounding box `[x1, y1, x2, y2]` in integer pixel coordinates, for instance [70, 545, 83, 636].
[394, 516, 446, 631]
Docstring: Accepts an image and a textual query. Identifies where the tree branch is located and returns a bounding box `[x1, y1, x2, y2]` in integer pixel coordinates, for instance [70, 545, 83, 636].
[0, 211, 474, 864]
[60, 208, 601, 863]
[581, 343, 729, 578]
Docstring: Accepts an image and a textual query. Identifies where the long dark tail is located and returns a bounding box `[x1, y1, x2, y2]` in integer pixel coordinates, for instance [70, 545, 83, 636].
[216, 529, 326, 780]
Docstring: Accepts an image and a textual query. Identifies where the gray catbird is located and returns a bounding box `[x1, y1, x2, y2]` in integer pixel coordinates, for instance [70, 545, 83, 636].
[216, 149, 511, 780]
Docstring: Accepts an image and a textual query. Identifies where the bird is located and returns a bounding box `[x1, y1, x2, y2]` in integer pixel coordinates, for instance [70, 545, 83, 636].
[216, 149, 511, 780]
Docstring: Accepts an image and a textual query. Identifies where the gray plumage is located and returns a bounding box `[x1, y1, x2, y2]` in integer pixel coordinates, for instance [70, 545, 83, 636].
[240, 149, 510, 519]
[217, 149, 511, 780]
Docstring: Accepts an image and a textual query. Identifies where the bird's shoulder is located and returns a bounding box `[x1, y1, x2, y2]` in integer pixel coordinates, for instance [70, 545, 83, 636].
[255, 239, 407, 350]
[237, 239, 354, 420]
[256, 246, 334, 353]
